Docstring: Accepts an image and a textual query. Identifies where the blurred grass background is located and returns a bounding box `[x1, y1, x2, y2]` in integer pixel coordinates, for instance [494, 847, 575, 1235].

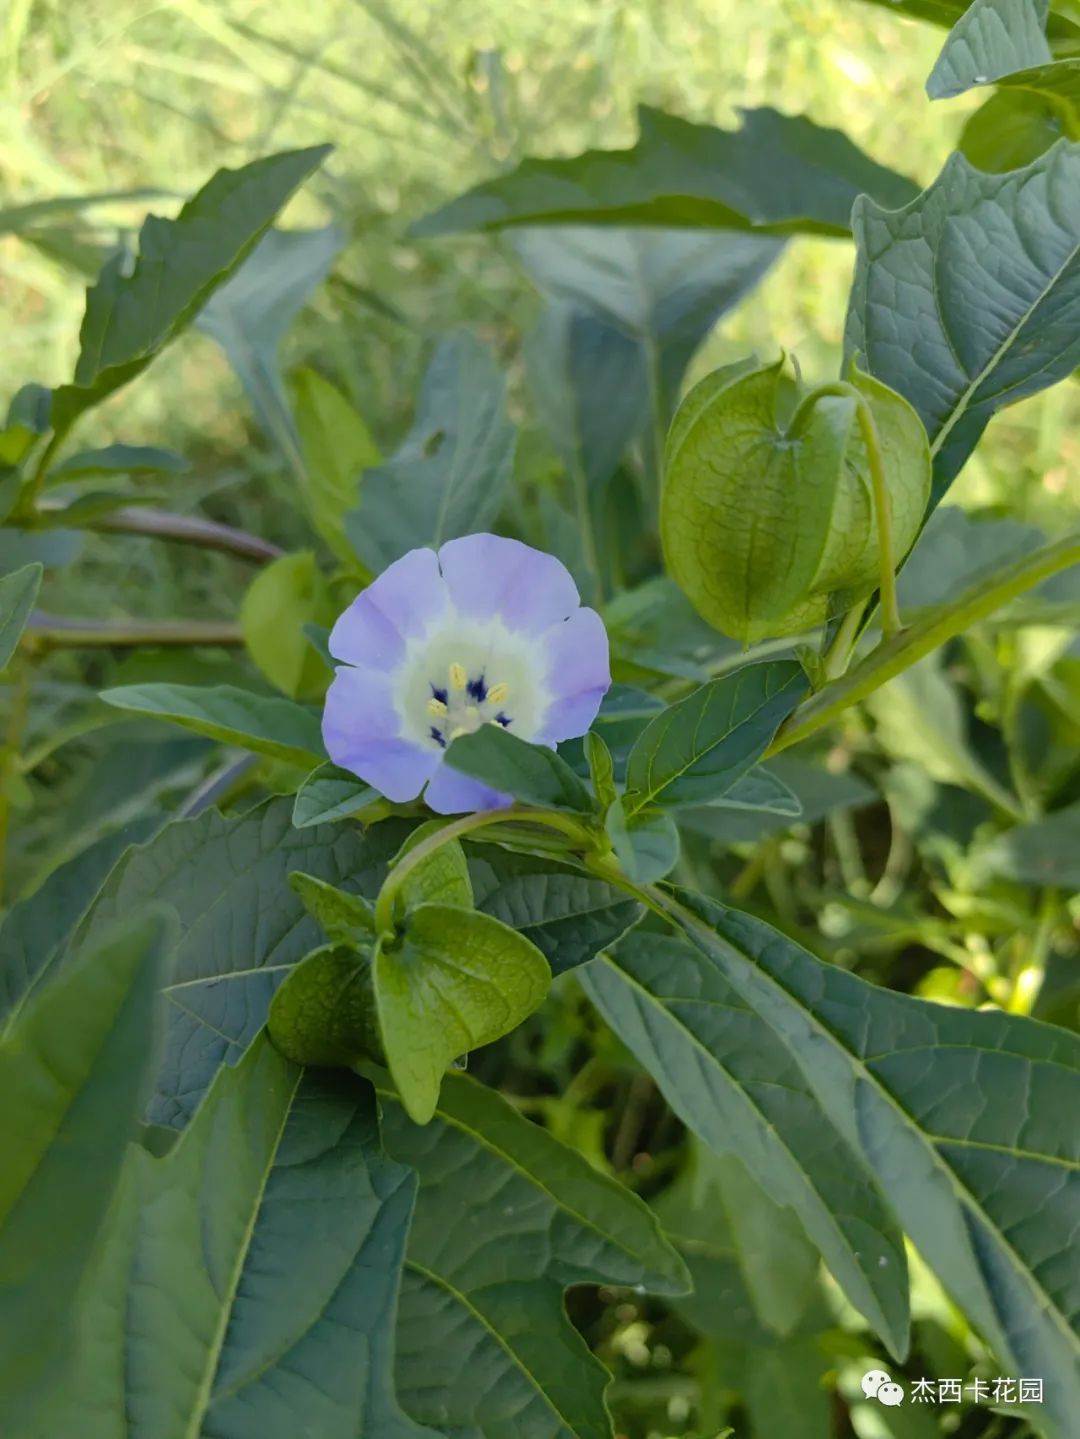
[3, 0, 1080, 553]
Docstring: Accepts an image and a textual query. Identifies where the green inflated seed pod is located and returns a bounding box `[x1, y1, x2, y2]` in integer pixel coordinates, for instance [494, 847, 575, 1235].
[661, 357, 930, 644]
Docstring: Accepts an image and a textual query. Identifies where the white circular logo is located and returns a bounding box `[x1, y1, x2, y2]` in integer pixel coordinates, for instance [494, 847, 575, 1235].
[861, 1369, 905, 1405]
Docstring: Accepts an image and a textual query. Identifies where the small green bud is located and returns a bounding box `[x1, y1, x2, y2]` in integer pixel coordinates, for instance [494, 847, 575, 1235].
[661, 357, 930, 643]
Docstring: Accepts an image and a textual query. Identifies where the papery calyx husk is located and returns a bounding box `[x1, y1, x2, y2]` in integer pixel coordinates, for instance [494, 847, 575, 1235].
[661, 356, 930, 644]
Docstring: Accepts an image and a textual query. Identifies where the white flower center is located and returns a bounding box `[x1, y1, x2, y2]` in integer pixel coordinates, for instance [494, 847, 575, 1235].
[394, 618, 544, 751]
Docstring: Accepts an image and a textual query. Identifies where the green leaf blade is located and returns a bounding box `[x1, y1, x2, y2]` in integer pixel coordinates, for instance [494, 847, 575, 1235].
[447, 724, 594, 813]
[99, 681, 326, 766]
[0, 562, 42, 669]
[624, 660, 808, 811]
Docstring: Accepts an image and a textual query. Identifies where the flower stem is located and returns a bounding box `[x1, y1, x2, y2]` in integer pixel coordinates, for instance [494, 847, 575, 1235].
[23, 613, 244, 652]
[821, 601, 865, 682]
[373, 806, 596, 934]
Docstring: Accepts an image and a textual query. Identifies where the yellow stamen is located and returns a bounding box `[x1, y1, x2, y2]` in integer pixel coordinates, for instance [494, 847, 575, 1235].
[427, 698, 448, 718]
[486, 681, 509, 706]
[449, 662, 467, 691]
[464, 704, 480, 723]
[449, 725, 468, 741]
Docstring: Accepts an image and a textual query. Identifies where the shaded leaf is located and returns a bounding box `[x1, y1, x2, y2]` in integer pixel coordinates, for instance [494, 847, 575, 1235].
[606, 799, 680, 883]
[845, 142, 1080, 502]
[293, 761, 380, 827]
[660, 889, 1080, 1436]
[624, 660, 808, 811]
[581, 929, 910, 1358]
[32, 1038, 430, 1439]
[269, 944, 383, 1067]
[412, 105, 917, 239]
[0, 563, 42, 669]
[0, 910, 170, 1427]
[678, 755, 874, 843]
[197, 225, 345, 457]
[100, 681, 326, 766]
[52, 148, 331, 435]
[240, 550, 336, 700]
[378, 1069, 688, 1438]
[47, 443, 190, 482]
[74, 800, 413, 1126]
[447, 724, 594, 813]
[976, 799, 1080, 885]
[346, 331, 516, 572]
[289, 870, 376, 942]
[959, 88, 1071, 171]
[294, 367, 380, 563]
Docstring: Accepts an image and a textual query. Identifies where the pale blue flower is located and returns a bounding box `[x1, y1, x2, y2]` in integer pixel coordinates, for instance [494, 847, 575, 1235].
[322, 534, 610, 814]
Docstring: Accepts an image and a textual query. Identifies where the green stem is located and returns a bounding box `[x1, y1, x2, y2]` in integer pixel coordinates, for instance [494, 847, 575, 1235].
[32, 504, 283, 564]
[768, 529, 1080, 757]
[373, 807, 595, 933]
[21, 431, 64, 509]
[23, 613, 245, 652]
[821, 601, 865, 682]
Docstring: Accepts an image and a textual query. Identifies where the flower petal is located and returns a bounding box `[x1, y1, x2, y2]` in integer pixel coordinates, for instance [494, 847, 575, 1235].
[536, 607, 611, 743]
[322, 667, 439, 802]
[329, 546, 447, 669]
[328, 737, 440, 804]
[438, 534, 580, 635]
[424, 763, 511, 816]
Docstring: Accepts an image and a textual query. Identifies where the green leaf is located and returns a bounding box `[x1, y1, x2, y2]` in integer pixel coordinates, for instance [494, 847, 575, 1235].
[624, 660, 808, 811]
[662, 360, 930, 642]
[0, 563, 42, 669]
[447, 724, 594, 813]
[33, 1037, 429, 1439]
[658, 889, 1080, 1436]
[926, 0, 1080, 128]
[346, 330, 516, 572]
[467, 846, 642, 976]
[392, 822, 473, 912]
[585, 730, 617, 811]
[377, 1069, 688, 1437]
[74, 800, 413, 1126]
[269, 943, 383, 1066]
[0, 909, 170, 1425]
[197, 225, 344, 461]
[240, 550, 335, 700]
[292, 761, 380, 827]
[606, 799, 680, 883]
[51, 148, 331, 436]
[678, 756, 873, 844]
[845, 141, 1080, 503]
[99, 681, 326, 766]
[375, 904, 550, 1123]
[710, 764, 802, 816]
[47, 443, 190, 481]
[581, 929, 910, 1358]
[897, 506, 1042, 611]
[959, 88, 1070, 171]
[293, 367, 381, 564]
[0, 818, 159, 1035]
[866, 653, 1023, 816]
[976, 799, 1080, 885]
[289, 870, 376, 941]
[412, 105, 917, 239]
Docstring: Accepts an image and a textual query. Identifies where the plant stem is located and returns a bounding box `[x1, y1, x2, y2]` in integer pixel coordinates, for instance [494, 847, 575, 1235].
[821, 601, 865, 682]
[373, 806, 596, 933]
[33, 504, 283, 564]
[23, 613, 245, 651]
[768, 529, 1080, 757]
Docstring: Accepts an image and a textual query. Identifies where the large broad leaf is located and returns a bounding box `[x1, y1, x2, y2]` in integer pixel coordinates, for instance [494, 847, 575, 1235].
[928, 0, 1080, 120]
[99, 681, 326, 766]
[897, 506, 1042, 612]
[845, 141, 1080, 502]
[623, 660, 808, 811]
[346, 330, 516, 572]
[0, 562, 42, 669]
[196, 225, 345, 459]
[447, 725, 594, 813]
[293, 761, 380, 827]
[376, 1069, 688, 1439]
[856, 0, 1080, 40]
[657, 890, 1080, 1438]
[975, 799, 1080, 885]
[0, 817, 159, 1035]
[678, 755, 875, 844]
[293, 368, 381, 564]
[51, 148, 331, 436]
[72, 800, 413, 1127]
[580, 931, 910, 1358]
[519, 226, 784, 486]
[32, 1037, 431, 1439]
[466, 846, 642, 976]
[0, 910, 170, 1428]
[412, 105, 918, 239]
[240, 550, 336, 701]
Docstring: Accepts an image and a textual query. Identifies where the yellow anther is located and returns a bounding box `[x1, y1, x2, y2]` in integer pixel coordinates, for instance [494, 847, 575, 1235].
[427, 698, 448, 718]
[486, 681, 509, 706]
[449, 662, 467, 691]
[449, 725, 468, 741]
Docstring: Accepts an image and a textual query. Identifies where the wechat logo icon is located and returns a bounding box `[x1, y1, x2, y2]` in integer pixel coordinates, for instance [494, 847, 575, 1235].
[862, 1369, 905, 1407]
